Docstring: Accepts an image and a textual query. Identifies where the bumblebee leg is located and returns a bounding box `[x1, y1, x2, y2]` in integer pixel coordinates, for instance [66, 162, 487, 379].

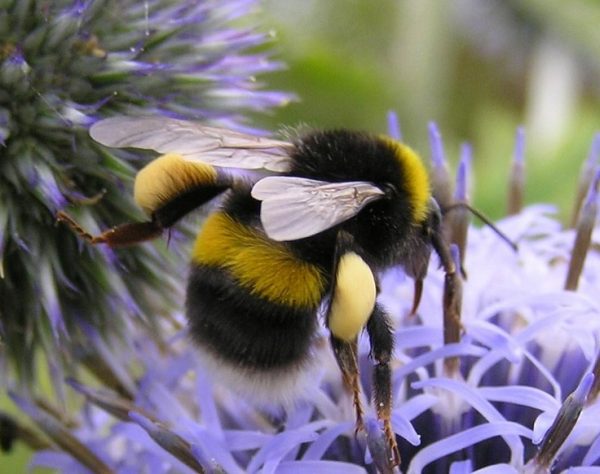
[409, 277, 423, 316]
[59, 155, 233, 248]
[330, 336, 365, 433]
[57, 211, 163, 247]
[366, 304, 400, 467]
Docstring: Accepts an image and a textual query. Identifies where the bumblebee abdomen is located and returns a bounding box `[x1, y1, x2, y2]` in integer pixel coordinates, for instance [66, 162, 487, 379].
[186, 264, 318, 369]
[134, 153, 219, 215]
[186, 262, 322, 404]
[133, 153, 230, 229]
[187, 205, 327, 386]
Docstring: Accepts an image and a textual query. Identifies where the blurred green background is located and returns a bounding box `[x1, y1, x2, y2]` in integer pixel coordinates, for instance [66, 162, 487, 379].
[4, 0, 600, 471]
[257, 0, 600, 221]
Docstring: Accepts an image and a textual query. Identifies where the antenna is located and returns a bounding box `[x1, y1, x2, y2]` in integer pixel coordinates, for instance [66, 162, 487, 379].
[443, 203, 518, 252]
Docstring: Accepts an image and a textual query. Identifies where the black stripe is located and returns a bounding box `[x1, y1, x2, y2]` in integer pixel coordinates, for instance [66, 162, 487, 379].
[186, 264, 319, 370]
[153, 185, 229, 228]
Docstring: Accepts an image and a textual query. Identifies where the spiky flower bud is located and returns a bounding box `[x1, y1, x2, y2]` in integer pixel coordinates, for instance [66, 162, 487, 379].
[0, 0, 290, 381]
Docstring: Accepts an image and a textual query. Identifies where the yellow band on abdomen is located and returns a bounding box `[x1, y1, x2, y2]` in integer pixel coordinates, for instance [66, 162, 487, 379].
[192, 212, 326, 308]
[134, 153, 218, 215]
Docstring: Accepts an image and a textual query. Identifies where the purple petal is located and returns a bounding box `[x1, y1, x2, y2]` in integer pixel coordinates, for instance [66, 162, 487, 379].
[582, 431, 600, 465]
[284, 404, 317, 461]
[309, 388, 340, 420]
[81, 325, 137, 396]
[128, 412, 204, 473]
[533, 411, 555, 444]
[395, 393, 439, 420]
[465, 320, 522, 364]
[286, 403, 315, 430]
[35, 165, 68, 210]
[146, 351, 196, 390]
[477, 386, 560, 413]
[583, 169, 600, 208]
[586, 133, 600, 168]
[467, 343, 560, 400]
[413, 377, 525, 461]
[570, 372, 593, 404]
[276, 460, 367, 473]
[563, 469, 600, 474]
[138, 381, 191, 426]
[224, 430, 273, 451]
[521, 348, 563, 399]
[39, 260, 67, 340]
[195, 370, 222, 437]
[455, 144, 471, 201]
[393, 342, 487, 392]
[246, 423, 323, 473]
[411, 378, 499, 423]
[395, 326, 443, 351]
[111, 423, 193, 473]
[428, 122, 446, 168]
[190, 432, 244, 474]
[450, 459, 473, 474]
[111, 422, 154, 445]
[387, 111, 402, 140]
[301, 422, 353, 461]
[407, 422, 532, 473]
[29, 452, 83, 472]
[390, 411, 421, 446]
[472, 465, 519, 474]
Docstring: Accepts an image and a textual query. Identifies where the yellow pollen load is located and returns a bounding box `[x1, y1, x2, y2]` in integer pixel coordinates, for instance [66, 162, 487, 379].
[383, 138, 431, 223]
[133, 153, 217, 215]
[328, 252, 376, 342]
[192, 212, 326, 308]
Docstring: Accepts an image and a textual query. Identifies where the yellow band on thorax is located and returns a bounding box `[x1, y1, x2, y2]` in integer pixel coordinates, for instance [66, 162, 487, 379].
[381, 138, 431, 223]
[192, 212, 326, 308]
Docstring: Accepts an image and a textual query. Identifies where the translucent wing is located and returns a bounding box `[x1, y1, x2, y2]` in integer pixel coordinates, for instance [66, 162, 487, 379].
[251, 176, 385, 241]
[89, 116, 293, 172]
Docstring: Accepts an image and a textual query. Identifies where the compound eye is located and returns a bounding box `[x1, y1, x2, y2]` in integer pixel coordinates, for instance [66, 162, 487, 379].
[382, 183, 398, 198]
[428, 197, 443, 223]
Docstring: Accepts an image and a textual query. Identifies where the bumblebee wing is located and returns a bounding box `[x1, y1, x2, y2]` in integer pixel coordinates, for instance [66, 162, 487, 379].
[89, 116, 293, 172]
[251, 176, 385, 241]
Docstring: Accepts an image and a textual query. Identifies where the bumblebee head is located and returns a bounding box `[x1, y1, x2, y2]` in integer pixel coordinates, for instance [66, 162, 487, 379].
[380, 138, 431, 226]
[402, 197, 443, 276]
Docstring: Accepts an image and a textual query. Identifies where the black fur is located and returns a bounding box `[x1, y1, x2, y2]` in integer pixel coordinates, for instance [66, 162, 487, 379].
[186, 264, 318, 370]
[154, 184, 230, 228]
[290, 130, 421, 269]
[186, 130, 433, 376]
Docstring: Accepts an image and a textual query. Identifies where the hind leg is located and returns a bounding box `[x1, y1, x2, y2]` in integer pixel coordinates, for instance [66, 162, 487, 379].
[366, 304, 400, 466]
[329, 336, 365, 433]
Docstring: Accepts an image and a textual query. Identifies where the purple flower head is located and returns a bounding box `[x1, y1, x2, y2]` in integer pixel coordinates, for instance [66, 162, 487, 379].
[0, 0, 291, 382]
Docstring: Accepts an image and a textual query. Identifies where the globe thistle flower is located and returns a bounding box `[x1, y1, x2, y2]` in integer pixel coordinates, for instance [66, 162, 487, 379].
[0, 0, 290, 381]
[4, 114, 600, 472]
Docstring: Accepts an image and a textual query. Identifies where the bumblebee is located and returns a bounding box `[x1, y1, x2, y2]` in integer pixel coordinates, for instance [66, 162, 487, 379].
[60, 117, 457, 467]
